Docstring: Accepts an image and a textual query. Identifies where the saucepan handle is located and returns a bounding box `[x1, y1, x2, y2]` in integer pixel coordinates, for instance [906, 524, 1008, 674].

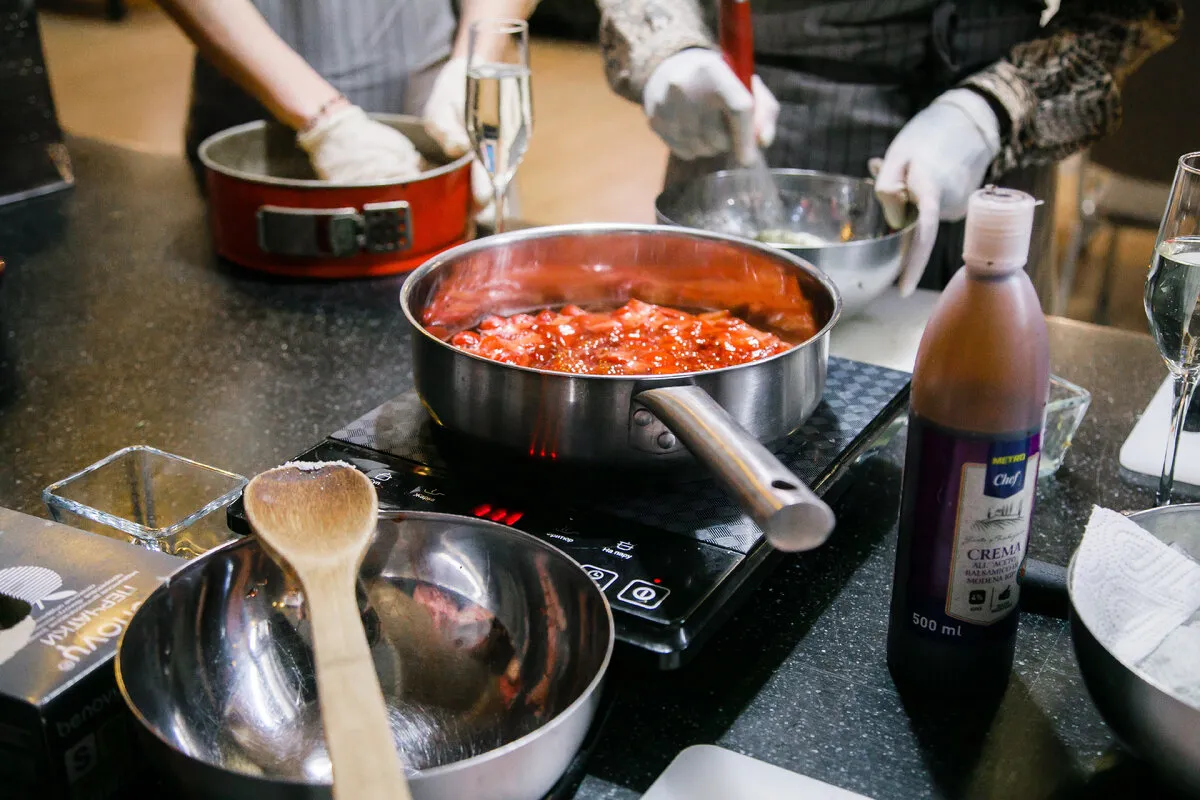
[635, 385, 836, 552]
[1018, 558, 1070, 619]
[256, 202, 413, 258]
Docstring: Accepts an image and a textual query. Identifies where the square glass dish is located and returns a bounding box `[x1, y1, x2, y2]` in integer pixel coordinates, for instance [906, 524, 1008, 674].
[1040, 375, 1092, 478]
[42, 446, 246, 559]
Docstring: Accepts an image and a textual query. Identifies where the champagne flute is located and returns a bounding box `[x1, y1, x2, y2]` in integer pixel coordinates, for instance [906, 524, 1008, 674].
[466, 18, 532, 234]
[1145, 151, 1200, 505]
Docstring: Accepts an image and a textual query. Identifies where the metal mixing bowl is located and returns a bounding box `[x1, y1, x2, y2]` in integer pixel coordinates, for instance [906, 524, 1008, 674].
[1068, 504, 1200, 794]
[655, 169, 917, 315]
[115, 511, 614, 800]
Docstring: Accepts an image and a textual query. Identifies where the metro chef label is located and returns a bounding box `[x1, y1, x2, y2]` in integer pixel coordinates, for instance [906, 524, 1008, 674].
[946, 438, 1039, 625]
[898, 418, 1041, 643]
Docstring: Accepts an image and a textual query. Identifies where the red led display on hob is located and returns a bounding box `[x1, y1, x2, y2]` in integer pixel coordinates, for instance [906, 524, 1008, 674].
[472, 504, 524, 526]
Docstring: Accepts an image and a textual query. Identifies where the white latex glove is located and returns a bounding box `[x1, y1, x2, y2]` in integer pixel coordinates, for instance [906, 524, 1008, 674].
[643, 48, 779, 166]
[297, 104, 423, 183]
[423, 56, 471, 158]
[421, 56, 499, 215]
[870, 88, 1002, 296]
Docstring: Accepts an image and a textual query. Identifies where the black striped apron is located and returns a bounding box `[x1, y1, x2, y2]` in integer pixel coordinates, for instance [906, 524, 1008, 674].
[183, 0, 456, 175]
[666, 0, 1056, 295]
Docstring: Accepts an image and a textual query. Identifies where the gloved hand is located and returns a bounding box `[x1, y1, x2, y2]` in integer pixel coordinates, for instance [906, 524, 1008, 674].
[643, 48, 779, 166]
[297, 104, 423, 183]
[423, 56, 471, 158]
[871, 88, 1002, 296]
[421, 56, 501, 215]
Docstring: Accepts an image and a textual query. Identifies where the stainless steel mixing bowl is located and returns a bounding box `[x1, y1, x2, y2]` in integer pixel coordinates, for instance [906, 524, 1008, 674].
[115, 511, 614, 800]
[1068, 504, 1200, 795]
[655, 169, 918, 315]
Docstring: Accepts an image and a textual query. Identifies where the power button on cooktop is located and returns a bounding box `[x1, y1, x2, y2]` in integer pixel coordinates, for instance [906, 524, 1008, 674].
[617, 580, 670, 610]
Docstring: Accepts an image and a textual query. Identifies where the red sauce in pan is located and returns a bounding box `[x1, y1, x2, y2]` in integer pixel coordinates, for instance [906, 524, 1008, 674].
[449, 299, 796, 375]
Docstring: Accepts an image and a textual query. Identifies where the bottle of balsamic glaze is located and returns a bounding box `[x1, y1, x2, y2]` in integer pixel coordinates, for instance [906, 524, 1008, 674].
[887, 187, 1049, 696]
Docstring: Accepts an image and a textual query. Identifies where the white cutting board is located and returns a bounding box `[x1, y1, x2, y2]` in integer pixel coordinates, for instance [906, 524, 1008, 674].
[829, 288, 938, 373]
[1120, 376, 1200, 488]
[642, 746, 874, 800]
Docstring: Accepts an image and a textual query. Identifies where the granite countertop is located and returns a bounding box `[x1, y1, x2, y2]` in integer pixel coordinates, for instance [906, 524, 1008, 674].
[0, 137, 1182, 799]
[574, 318, 1175, 800]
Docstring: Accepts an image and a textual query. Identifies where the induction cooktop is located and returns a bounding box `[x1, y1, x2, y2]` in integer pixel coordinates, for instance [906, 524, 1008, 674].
[228, 357, 910, 669]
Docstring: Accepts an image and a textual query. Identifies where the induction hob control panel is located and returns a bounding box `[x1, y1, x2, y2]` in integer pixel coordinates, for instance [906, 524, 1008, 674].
[227, 440, 764, 667]
[228, 359, 911, 668]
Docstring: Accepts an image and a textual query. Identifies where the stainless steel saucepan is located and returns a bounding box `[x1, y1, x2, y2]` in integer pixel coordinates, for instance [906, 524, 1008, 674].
[1067, 504, 1200, 794]
[399, 223, 842, 552]
[1027, 504, 1200, 793]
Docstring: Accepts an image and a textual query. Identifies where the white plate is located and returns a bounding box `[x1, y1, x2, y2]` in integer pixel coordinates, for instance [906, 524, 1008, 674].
[1120, 376, 1200, 488]
[642, 745, 874, 800]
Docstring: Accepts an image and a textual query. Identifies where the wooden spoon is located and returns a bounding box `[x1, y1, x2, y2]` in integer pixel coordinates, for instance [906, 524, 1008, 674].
[243, 461, 412, 800]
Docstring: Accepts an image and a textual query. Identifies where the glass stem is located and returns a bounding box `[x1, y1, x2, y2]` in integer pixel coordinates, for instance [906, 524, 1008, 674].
[492, 180, 507, 235]
[1158, 371, 1200, 505]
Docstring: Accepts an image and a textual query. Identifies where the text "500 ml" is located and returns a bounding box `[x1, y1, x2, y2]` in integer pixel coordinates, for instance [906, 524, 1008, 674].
[913, 613, 962, 637]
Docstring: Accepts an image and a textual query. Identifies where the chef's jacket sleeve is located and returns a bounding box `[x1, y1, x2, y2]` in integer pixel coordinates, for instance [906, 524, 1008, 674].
[959, 0, 1184, 179]
[596, 0, 716, 103]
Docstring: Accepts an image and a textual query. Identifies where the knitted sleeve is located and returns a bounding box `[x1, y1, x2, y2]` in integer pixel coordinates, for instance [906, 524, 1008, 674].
[959, 0, 1183, 178]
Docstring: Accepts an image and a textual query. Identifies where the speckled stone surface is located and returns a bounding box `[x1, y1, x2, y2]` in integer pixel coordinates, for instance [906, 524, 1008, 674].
[0, 137, 418, 517]
[0, 138, 1186, 799]
[568, 324, 1178, 800]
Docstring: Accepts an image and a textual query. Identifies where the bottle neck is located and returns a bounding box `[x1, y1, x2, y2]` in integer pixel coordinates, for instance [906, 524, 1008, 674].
[963, 258, 1027, 280]
[911, 263, 1049, 434]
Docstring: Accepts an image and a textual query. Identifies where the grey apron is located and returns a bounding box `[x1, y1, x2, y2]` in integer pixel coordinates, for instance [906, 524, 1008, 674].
[667, 0, 1057, 299]
[184, 0, 456, 178]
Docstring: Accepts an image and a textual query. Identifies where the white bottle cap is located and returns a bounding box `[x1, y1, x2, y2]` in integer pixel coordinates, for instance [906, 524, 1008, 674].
[962, 186, 1038, 275]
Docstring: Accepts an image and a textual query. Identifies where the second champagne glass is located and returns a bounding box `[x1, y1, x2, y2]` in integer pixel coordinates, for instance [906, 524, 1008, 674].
[466, 18, 532, 234]
[1144, 151, 1200, 505]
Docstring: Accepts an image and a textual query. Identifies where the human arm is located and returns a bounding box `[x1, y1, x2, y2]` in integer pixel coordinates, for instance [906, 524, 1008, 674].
[595, 0, 715, 106]
[875, 0, 1183, 294]
[961, 0, 1183, 179]
[155, 0, 340, 131]
[156, 0, 426, 182]
[451, 0, 540, 60]
[423, 0, 541, 158]
[595, 0, 777, 164]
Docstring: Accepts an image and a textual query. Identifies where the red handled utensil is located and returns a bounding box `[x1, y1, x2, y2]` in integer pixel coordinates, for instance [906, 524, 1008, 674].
[717, 0, 784, 233]
[719, 0, 755, 89]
